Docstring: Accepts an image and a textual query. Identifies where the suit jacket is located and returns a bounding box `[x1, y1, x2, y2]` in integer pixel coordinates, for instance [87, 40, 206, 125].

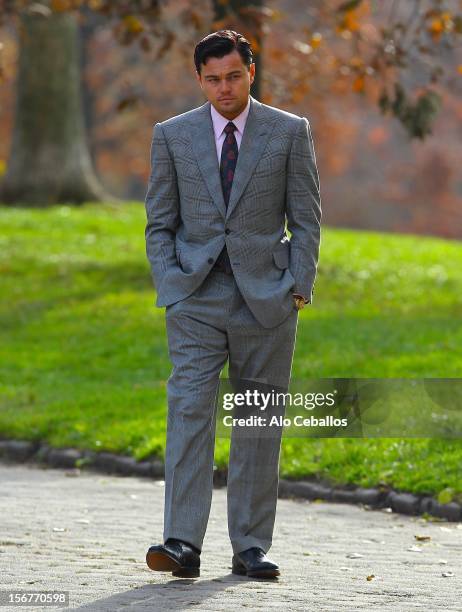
[144, 95, 322, 329]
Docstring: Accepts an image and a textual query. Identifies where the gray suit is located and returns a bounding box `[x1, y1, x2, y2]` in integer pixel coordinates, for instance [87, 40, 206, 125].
[145, 95, 321, 554]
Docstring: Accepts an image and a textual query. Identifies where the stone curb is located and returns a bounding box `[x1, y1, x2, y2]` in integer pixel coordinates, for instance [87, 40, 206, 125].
[1, 438, 460, 522]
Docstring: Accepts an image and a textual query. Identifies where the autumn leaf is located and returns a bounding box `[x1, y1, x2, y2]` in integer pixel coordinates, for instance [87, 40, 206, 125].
[245, 34, 260, 54]
[350, 56, 364, 68]
[123, 15, 144, 35]
[291, 82, 310, 103]
[353, 75, 365, 92]
[270, 48, 285, 61]
[188, 10, 204, 30]
[51, 0, 72, 11]
[211, 18, 228, 30]
[311, 33, 323, 48]
[116, 96, 138, 112]
[343, 11, 360, 32]
[429, 18, 443, 39]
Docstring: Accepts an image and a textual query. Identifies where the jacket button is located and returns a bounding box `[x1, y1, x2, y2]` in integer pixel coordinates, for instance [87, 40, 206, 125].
[225, 228, 231, 235]
[208, 257, 214, 264]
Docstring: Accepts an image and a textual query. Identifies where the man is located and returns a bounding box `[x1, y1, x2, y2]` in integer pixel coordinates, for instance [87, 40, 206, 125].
[144, 30, 321, 579]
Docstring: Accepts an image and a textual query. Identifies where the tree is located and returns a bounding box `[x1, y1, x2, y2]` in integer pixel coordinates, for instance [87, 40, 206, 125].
[1, 8, 111, 205]
[0, 0, 184, 205]
[0, 0, 460, 205]
[213, 0, 264, 99]
[273, 0, 462, 139]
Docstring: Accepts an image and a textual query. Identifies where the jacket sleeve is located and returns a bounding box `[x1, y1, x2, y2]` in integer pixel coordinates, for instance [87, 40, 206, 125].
[144, 122, 181, 292]
[285, 117, 322, 303]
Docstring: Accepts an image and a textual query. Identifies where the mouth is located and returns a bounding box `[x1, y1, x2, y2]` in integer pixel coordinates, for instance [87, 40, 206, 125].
[219, 98, 235, 101]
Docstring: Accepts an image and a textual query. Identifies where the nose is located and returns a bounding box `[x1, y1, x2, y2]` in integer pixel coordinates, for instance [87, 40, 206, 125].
[218, 78, 232, 94]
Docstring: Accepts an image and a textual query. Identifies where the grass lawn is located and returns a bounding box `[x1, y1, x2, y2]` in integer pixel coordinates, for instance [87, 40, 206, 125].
[0, 202, 461, 503]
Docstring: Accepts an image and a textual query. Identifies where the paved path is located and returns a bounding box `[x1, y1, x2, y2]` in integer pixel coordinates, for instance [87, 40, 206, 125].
[0, 463, 461, 611]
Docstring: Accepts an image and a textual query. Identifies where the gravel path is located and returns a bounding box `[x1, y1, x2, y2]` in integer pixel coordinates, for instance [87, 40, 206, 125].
[0, 463, 461, 611]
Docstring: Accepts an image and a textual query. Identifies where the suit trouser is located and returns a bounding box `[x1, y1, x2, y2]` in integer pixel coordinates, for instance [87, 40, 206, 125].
[163, 266, 299, 555]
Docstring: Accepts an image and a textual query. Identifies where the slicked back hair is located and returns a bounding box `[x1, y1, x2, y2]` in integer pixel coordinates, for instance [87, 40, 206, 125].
[194, 29, 253, 75]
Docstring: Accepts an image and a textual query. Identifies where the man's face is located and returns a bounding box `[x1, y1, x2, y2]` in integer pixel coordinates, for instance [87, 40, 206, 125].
[196, 49, 255, 119]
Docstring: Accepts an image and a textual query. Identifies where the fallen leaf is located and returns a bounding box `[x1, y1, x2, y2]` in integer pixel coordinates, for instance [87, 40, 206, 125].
[64, 469, 81, 477]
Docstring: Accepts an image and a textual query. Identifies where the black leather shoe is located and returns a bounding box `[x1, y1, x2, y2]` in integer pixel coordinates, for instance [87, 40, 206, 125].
[146, 538, 200, 578]
[232, 547, 280, 578]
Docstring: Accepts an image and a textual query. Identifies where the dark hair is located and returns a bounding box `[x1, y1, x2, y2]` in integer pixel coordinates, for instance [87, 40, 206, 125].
[194, 30, 253, 75]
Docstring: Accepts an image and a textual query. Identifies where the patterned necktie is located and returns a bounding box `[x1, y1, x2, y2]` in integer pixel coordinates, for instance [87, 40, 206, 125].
[220, 121, 238, 208]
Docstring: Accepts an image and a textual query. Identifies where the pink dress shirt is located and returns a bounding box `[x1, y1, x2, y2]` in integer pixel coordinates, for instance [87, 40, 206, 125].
[210, 97, 251, 163]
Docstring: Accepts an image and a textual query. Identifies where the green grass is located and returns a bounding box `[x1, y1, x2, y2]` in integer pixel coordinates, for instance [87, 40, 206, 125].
[0, 202, 461, 502]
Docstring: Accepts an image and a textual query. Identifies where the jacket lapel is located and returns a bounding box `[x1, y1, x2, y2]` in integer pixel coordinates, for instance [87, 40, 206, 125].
[225, 96, 273, 220]
[190, 102, 227, 219]
[189, 95, 275, 221]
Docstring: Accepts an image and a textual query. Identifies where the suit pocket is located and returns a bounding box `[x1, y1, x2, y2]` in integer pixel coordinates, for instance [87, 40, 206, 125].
[272, 245, 290, 269]
[176, 249, 193, 274]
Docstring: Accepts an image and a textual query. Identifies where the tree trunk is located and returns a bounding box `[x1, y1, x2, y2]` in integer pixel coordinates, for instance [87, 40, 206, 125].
[79, 5, 106, 166]
[1, 10, 114, 206]
[213, 0, 263, 101]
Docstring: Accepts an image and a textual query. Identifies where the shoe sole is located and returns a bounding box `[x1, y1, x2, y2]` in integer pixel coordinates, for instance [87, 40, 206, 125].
[146, 550, 200, 578]
[232, 566, 280, 578]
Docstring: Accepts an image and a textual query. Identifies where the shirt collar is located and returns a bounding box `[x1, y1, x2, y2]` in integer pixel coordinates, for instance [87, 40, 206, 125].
[210, 96, 251, 139]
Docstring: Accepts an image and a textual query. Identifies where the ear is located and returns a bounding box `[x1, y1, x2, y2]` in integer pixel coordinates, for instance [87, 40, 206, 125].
[249, 63, 256, 84]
